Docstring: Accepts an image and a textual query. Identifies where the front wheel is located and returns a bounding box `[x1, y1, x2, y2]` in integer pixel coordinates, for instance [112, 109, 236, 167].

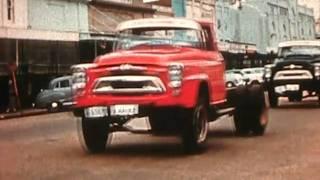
[81, 117, 110, 153]
[182, 95, 209, 153]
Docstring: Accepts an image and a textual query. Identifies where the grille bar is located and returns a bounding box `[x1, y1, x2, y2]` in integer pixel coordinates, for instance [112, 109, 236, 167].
[274, 70, 313, 80]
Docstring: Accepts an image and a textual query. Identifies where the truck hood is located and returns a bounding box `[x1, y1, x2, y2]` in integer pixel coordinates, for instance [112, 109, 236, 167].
[94, 46, 209, 67]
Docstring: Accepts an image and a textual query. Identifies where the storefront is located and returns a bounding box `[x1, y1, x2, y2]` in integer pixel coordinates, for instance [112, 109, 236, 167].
[0, 38, 79, 111]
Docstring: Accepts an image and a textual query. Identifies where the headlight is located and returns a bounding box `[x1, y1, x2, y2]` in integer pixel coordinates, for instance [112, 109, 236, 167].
[71, 63, 96, 95]
[168, 63, 184, 88]
[226, 82, 234, 88]
[72, 71, 86, 91]
[314, 65, 320, 77]
[264, 67, 272, 79]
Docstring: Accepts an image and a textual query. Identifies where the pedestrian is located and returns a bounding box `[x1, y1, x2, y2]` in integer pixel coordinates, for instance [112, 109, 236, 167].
[6, 79, 17, 113]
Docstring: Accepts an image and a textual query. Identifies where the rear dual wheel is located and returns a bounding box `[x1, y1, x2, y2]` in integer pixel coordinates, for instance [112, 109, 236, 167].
[268, 89, 278, 108]
[234, 85, 268, 136]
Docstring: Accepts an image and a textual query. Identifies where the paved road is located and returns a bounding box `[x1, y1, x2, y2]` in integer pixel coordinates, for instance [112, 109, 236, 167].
[1, 98, 320, 180]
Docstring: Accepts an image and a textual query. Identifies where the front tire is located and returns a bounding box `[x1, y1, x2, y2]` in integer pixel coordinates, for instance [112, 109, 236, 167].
[81, 117, 109, 153]
[182, 95, 209, 153]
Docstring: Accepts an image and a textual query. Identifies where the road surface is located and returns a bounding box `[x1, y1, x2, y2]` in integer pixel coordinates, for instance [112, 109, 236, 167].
[0, 98, 320, 179]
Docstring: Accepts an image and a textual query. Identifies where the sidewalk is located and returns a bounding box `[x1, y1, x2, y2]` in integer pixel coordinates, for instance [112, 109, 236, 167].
[0, 108, 48, 120]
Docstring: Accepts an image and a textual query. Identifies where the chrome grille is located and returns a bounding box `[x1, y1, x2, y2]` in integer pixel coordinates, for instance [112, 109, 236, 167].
[93, 75, 166, 94]
[274, 70, 313, 80]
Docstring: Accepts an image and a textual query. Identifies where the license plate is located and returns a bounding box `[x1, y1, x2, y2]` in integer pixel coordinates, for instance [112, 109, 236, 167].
[84, 106, 108, 118]
[110, 104, 139, 116]
[286, 84, 299, 91]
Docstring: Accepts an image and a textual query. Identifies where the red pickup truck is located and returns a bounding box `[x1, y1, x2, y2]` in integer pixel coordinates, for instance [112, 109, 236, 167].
[72, 18, 268, 153]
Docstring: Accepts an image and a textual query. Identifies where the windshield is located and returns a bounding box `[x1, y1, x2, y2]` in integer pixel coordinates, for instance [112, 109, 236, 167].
[279, 46, 320, 58]
[114, 28, 204, 51]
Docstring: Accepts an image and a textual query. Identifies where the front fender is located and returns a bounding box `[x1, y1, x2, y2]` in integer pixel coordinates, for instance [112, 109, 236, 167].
[180, 74, 209, 108]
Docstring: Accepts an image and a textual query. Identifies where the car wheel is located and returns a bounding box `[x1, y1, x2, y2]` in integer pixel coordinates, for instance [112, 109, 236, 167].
[288, 96, 295, 102]
[295, 92, 302, 102]
[268, 89, 278, 108]
[182, 94, 209, 153]
[81, 117, 110, 153]
[234, 85, 268, 136]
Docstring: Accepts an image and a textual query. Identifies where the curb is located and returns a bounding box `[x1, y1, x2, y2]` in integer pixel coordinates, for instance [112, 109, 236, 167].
[0, 109, 48, 120]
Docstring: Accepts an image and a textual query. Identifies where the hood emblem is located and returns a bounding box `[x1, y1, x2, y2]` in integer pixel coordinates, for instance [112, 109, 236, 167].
[120, 64, 134, 71]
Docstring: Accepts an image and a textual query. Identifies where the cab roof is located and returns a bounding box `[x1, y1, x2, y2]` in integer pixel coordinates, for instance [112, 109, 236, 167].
[278, 40, 320, 48]
[116, 18, 202, 32]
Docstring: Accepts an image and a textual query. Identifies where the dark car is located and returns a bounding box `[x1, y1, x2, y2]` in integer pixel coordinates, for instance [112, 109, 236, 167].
[264, 40, 320, 107]
[35, 76, 74, 112]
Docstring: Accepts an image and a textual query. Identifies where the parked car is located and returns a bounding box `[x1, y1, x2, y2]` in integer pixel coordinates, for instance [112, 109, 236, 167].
[241, 67, 264, 84]
[225, 70, 246, 88]
[264, 40, 320, 107]
[35, 76, 74, 112]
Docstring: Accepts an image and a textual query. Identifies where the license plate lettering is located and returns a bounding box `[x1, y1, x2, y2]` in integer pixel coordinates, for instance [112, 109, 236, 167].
[84, 106, 108, 118]
[110, 104, 139, 116]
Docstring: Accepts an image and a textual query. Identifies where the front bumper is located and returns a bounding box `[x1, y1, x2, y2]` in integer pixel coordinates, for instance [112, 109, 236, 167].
[265, 78, 320, 95]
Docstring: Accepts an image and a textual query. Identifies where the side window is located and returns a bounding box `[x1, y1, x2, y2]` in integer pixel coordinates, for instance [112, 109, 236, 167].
[202, 27, 214, 51]
[53, 82, 60, 89]
[60, 80, 70, 88]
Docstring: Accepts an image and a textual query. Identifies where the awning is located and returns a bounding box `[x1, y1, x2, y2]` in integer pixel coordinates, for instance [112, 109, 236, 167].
[218, 41, 257, 54]
[80, 32, 117, 41]
[0, 28, 79, 41]
[143, 0, 171, 6]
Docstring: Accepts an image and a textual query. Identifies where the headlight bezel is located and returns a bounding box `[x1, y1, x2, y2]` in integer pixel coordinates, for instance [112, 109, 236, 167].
[314, 64, 320, 77]
[264, 64, 274, 79]
[71, 63, 96, 95]
[168, 63, 184, 89]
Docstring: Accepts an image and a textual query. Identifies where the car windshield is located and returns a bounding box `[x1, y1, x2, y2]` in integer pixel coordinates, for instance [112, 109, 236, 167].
[114, 28, 203, 51]
[279, 46, 320, 60]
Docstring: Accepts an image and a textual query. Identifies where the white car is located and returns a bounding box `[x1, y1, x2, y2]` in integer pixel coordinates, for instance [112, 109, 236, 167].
[241, 67, 264, 84]
[225, 70, 247, 88]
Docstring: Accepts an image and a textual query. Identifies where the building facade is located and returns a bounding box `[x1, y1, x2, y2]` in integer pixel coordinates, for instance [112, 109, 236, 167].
[0, 0, 89, 110]
[0, 0, 173, 111]
[186, 0, 316, 68]
[298, 0, 320, 37]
